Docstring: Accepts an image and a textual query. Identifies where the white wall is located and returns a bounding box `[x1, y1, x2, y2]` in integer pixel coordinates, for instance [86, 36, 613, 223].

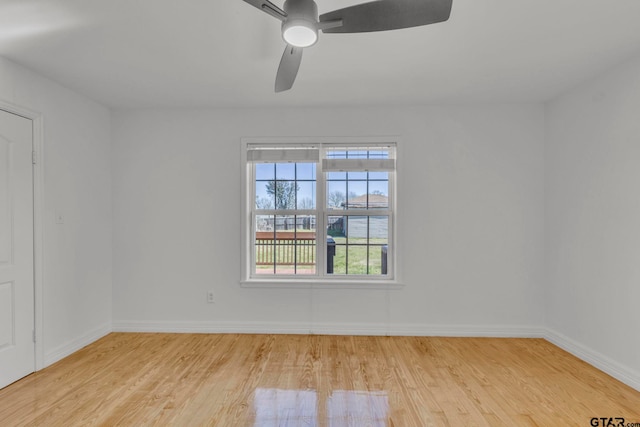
[0, 57, 112, 364]
[112, 105, 545, 335]
[546, 55, 640, 387]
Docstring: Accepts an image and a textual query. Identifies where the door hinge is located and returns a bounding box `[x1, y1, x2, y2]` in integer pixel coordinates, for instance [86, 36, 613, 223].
[32, 150, 37, 165]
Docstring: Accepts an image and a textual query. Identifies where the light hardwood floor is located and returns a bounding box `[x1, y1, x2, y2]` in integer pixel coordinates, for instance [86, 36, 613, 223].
[0, 333, 639, 426]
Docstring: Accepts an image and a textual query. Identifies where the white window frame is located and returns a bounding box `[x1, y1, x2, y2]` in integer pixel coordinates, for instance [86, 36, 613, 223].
[240, 137, 402, 289]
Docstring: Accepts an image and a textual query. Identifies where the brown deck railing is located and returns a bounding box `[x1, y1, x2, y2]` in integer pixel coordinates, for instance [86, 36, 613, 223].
[255, 231, 316, 265]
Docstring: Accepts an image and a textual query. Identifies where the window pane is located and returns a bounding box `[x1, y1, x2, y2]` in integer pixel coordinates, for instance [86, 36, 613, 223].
[327, 215, 345, 237]
[347, 216, 367, 243]
[296, 163, 316, 180]
[369, 216, 389, 244]
[255, 181, 274, 209]
[345, 216, 367, 275]
[255, 163, 275, 180]
[368, 246, 384, 275]
[270, 181, 298, 210]
[347, 245, 367, 275]
[297, 181, 315, 209]
[327, 181, 346, 209]
[367, 194, 388, 209]
[275, 234, 294, 275]
[276, 163, 295, 180]
[295, 233, 316, 275]
[346, 182, 367, 209]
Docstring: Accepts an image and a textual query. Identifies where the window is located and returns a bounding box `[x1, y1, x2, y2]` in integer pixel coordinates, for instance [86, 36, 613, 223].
[242, 138, 396, 284]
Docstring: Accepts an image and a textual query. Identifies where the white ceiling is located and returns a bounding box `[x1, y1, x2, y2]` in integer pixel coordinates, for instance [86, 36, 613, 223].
[2, 0, 640, 109]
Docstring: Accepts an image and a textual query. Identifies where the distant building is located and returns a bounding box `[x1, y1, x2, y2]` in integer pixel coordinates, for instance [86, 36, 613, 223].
[343, 194, 388, 209]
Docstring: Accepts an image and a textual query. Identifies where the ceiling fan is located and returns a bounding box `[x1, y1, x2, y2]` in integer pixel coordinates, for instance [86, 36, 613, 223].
[242, 0, 453, 92]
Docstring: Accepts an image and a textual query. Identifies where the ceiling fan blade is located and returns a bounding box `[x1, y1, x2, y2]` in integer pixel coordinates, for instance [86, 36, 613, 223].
[242, 0, 287, 21]
[275, 45, 303, 93]
[320, 0, 452, 33]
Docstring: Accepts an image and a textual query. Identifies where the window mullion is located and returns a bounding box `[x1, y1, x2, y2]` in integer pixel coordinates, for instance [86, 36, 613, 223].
[249, 163, 258, 277]
[317, 149, 326, 277]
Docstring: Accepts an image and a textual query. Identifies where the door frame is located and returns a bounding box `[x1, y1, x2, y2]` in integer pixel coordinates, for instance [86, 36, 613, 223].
[0, 98, 45, 371]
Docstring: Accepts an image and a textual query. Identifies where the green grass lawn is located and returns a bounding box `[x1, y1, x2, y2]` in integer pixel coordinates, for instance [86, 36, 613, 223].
[330, 236, 387, 275]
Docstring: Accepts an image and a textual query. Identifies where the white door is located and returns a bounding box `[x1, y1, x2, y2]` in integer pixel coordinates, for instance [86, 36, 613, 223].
[0, 109, 34, 389]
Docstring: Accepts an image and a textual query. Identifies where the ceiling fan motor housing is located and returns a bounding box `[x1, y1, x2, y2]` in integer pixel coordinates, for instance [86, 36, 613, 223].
[282, 0, 319, 47]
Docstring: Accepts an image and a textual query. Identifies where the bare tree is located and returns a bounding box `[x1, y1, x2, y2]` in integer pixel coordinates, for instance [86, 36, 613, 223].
[328, 190, 345, 208]
[298, 197, 314, 209]
[255, 196, 274, 209]
[266, 181, 298, 210]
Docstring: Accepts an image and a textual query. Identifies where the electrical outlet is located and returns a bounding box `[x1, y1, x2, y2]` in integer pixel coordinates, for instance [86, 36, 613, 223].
[207, 290, 215, 304]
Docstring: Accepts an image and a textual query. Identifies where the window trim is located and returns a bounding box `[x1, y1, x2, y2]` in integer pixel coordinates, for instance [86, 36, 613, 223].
[240, 136, 402, 288]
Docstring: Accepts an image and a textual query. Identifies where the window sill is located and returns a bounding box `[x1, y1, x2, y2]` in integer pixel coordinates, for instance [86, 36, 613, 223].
[240, 279, 404, 290]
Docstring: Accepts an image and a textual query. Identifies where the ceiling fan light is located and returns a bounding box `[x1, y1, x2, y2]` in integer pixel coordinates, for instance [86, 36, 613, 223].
[282, 19, 318, 47]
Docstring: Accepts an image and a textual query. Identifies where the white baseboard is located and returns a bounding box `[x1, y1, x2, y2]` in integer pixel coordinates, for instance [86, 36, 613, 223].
[113, 320, 311, 335]
[545, 329, 640, 392]
[112, 320, 545, 338]
[387, 323, 545, 338]
[43, 323, 112, 367]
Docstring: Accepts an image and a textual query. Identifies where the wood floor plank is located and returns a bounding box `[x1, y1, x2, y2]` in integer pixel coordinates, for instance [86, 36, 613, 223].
[0, 333, 639, 426]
